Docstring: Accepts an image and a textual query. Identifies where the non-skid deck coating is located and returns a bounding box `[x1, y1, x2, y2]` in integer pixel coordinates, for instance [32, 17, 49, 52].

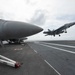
[28, 41, 75, 75]
[0, 43, 58, 75]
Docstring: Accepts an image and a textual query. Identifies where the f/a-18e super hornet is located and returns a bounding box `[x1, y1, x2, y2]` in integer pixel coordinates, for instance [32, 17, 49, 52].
[43, 22, 75, 37]
[0, 19, 43, 68]
[0, 19, 43, 44]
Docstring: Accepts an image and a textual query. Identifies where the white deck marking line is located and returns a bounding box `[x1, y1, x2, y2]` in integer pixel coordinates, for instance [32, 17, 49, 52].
[34, 50, 37, 53]
[41, 42, 75, 48]
[28, 44, 37, 53]
[44, 60, 61, 75]
[35, 42, 75, 54]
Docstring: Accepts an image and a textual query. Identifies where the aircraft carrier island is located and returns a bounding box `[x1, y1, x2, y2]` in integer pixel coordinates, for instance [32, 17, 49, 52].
[0, 43, 58, 75]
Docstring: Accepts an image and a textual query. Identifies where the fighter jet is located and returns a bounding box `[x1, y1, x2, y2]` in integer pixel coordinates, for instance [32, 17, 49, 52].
[0, 19, 43, 44]
[0, 19, 43, 68]
[43, 22, 75, 37]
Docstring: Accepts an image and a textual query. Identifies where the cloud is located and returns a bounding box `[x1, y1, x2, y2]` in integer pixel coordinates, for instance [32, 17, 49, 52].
[30, 10, 46, 25]
[25, 0, 30, 4]
[56, 14, 75, 22]
[0, 12, 14, 20]
[25, 0, 37, 5]
[0, 0, 75, 40]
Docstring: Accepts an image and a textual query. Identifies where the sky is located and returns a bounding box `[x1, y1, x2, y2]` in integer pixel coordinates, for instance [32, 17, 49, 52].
[0, 0, 75, 41]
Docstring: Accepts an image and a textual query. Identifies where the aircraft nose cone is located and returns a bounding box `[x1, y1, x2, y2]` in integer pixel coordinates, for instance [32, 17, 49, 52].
[3, 21, 43, 39]
[28, 24, 43, 35]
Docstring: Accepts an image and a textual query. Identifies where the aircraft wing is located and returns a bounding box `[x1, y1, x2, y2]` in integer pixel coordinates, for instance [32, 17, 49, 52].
[43, 29, 52, 36]
[54, 22, 75, 34]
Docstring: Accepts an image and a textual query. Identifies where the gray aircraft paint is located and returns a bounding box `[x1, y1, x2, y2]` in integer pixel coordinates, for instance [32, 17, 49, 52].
[0, 19, 43, 40]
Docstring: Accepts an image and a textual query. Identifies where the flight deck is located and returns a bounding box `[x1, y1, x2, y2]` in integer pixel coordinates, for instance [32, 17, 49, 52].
[0, 43, 58, 75]
[0, 40, 75, 75]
